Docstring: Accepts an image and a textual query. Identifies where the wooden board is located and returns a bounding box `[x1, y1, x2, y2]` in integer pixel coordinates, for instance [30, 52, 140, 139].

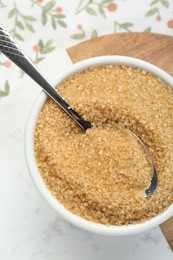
[67, 32, 173, 249]
[160, 218, 173, 249]
[67, 32, 173, 76]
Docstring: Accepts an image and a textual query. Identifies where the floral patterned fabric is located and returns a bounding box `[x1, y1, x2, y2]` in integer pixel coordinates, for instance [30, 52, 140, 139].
[0, 0, 173, 99]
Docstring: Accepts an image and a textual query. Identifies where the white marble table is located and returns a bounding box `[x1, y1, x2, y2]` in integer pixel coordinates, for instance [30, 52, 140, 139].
[0, 50, 173, 260]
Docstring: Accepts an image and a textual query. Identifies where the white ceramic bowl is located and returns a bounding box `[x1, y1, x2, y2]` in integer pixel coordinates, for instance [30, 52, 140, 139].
[25, 56, 173, 235]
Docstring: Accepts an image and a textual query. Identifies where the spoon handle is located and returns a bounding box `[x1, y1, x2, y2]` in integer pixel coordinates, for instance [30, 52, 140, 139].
[0, 25, 91, 131]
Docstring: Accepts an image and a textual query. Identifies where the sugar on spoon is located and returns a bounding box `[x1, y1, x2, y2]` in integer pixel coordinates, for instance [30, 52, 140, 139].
[0, 25, 157, 197]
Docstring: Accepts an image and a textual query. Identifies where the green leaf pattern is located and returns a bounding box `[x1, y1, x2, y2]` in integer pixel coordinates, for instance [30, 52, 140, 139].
[30, 0, 67, 29]
[145, 0, 169, 17]
[8, 3, 36, 41]
[0, 0, 5, 8]
[0, 81, 10, 97]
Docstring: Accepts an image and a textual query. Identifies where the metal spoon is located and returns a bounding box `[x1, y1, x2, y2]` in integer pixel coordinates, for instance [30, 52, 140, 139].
[0, 25, 157, 197]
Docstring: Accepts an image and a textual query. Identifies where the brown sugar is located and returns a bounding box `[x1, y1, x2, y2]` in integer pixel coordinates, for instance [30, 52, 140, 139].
[34, 65, 173, 225]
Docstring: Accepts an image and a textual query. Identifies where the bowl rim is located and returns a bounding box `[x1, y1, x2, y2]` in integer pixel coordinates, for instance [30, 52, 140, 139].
[24, 55, 173, 235]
